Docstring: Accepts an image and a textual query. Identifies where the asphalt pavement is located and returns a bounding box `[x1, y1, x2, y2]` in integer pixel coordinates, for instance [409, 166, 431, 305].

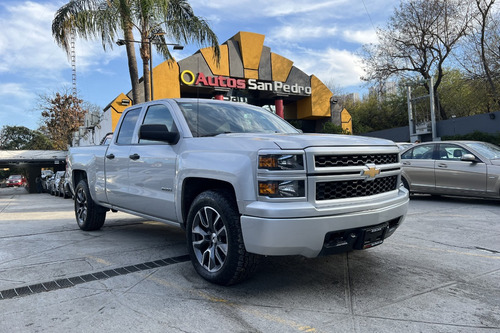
[0, 186, 499, 333]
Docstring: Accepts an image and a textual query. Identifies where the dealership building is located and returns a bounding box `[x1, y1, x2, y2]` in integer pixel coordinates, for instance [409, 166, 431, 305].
[75, 31, 351, 145]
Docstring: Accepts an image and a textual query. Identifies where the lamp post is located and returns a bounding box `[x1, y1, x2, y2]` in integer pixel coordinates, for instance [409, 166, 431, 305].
[116, 38, 183, 101]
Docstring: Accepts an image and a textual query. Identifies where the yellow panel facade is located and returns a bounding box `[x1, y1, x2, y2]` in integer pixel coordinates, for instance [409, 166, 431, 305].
[152, 60, 181, 100]
[108, 93, 131, 131]
[271, 53, 293, 82]
[297, 75, 332, 119]
[108, 31, 336, 130]
[232, 31, 265, 70]
[341, 108, 353, 134]
[200, 44, 229, 76]
[244, 69, 259, 79]
[296, 97, 312, 119]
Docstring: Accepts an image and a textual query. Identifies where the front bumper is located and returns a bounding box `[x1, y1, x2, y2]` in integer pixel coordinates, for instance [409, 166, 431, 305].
[240, 189, 409, 257]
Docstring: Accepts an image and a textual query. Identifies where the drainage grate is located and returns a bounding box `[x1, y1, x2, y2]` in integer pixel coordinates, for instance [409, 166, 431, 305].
[0, 254, 190, 301]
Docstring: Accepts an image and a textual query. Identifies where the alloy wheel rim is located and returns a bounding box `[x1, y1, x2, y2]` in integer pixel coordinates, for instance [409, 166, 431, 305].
[75, 188, 88, 225]
[191, 206, 228, 272]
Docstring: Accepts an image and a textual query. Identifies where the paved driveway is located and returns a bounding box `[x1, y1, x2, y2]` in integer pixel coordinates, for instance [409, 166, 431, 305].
[1, 187, 499, 332]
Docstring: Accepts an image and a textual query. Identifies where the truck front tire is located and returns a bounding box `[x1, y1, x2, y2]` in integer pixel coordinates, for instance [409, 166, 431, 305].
[74, 180, 106, 231]
[186, 190, 259, 285]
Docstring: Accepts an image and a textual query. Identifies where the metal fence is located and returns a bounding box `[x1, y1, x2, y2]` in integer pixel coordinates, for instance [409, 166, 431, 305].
[361, 110, 500, 143]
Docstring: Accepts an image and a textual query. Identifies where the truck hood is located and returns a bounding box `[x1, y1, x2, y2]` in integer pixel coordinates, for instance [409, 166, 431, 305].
[220, 133, 396, 150]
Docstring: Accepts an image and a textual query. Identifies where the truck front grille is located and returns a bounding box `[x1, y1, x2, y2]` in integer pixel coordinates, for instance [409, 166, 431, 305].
[316, 175, 398, 200]
[315, 153, 398, 167]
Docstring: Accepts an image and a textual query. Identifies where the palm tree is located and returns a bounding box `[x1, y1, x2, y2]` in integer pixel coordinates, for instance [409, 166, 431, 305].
[131, 0, 220, 102]
[52, 0, 219, 103]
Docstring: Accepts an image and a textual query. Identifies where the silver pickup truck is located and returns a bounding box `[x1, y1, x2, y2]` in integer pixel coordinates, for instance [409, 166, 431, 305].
[68, 98, 409, 285]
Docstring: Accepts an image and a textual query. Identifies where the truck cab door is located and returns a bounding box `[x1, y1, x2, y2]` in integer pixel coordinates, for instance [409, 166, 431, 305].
[104, 107, 141, 208]
[125, 104, 179, 222]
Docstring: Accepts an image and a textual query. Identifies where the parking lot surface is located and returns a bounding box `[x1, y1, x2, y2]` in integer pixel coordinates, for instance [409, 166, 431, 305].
[0, 186, 499, 332]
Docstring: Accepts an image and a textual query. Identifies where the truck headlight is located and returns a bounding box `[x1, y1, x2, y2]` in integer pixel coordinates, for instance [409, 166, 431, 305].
[259, 154, 304, 170]
[259, 180, 305, 197]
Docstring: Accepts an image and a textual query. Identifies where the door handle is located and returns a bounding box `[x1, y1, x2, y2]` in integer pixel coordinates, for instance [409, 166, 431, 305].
[402, 161, 410, 165]
[106, 153, 115, 159]
[129, 153, 140, 160]
[437, 163, 447, 168]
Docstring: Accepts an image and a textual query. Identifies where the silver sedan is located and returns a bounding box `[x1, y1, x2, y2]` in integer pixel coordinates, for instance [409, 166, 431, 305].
[400, 141, 500, 199]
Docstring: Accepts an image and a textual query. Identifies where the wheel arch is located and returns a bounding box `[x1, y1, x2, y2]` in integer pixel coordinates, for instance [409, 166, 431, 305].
[72, 170, 88, 191]
[401, 175, 411, 192]
[181, 178, 236, 227]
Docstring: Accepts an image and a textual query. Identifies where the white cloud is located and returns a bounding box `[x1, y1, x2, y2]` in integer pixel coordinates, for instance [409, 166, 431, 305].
[259, 0, 349, 17]
[277, 47, 365, 88]
[0, 1, 122, 76]
[342, 29, 378, 45]
[270, 26, 339, 42]
[318, 48, 366, 86]
[0, 1, 68, 74]
[191, 0, 349, 18]
[0, 83, 35, 100]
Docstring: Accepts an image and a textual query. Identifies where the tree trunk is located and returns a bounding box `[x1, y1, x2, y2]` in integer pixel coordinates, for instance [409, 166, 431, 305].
[436, 94, 447, 120]
[124, 27, 140, 104]
[478, 4, 500, 108]
[119, 0, 140, 104]
[141, 40, 151, 102]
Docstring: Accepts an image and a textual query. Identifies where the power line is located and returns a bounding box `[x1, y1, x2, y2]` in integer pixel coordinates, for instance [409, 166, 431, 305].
[361, 0, 376, 31]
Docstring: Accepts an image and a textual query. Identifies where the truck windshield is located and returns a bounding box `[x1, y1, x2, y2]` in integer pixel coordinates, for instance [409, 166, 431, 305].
[176, 101, 300, 137]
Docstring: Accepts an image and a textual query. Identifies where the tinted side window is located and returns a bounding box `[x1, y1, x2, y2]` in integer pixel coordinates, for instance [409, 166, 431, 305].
[140, 104, 178, 144]
[116, 108, 141, 145]
[142, 104, 176, 131]
[438, 143, 470, 160]
[401, 149, 413, 159]
[402, 144, 435, 159]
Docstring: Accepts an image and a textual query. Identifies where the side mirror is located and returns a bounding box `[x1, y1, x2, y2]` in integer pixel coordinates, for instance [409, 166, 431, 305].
[139, 124, 179, 144]
[461, 154, 477, 162]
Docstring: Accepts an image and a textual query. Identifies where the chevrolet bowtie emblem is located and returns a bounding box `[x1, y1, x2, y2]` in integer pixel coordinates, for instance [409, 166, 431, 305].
[362, 165, 380, 179]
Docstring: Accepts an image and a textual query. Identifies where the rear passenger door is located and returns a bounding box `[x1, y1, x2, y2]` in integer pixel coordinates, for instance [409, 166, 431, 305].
[104, 107, 141, 208]
[401, 144, 437, 192]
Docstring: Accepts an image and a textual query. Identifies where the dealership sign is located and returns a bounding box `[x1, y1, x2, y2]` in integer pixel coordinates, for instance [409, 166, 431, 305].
[180, 70, 311, 95]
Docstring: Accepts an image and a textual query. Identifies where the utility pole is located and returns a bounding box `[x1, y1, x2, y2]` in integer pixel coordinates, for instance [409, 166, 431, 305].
[71, 29, 77, 97]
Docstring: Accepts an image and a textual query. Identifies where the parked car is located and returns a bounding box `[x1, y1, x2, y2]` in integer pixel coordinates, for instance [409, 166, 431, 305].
[52, 171, 66, 197]
[6, 175, 26, 187]
[41, 170, 54, 192]
[396, 142, 414, 151]
[400, 141, 500, 199]
[46, 175, 56, 195]
[60, 171, 72, 198]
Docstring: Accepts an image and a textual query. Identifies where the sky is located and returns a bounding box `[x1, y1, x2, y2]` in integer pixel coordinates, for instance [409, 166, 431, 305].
[0, 0, 400, 130]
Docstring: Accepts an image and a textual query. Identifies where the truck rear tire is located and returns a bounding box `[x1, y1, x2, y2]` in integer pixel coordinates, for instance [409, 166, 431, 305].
[186, 190, 259, 285]
[74, 180, 106, 231]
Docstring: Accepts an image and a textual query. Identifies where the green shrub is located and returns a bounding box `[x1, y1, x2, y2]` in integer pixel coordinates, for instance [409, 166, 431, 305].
[321, 122, 351, 135]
